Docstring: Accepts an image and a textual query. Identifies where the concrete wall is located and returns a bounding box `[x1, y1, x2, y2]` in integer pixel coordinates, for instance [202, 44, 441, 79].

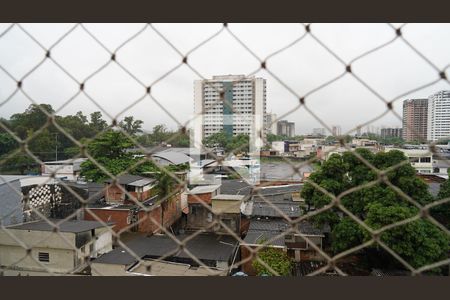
[213, 213, 240, 235]
[0, 229, 76, 249]
[0, 229, 77, 273]
[42, 164, 75, 181]
[212, 199, 241, 214]
[186, 204, 213, 230]
[0, 180, 23, 226]
[91, 262, 130, 276]
[0, 245, 76, 273]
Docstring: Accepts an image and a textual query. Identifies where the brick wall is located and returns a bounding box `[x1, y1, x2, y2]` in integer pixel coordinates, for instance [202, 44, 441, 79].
[187, 192, 213, 205]
[137, 208, 162, 233]
[85, 192, 182, 234]
[84, 208, 130, 233]
[162, 193, 182, 227]
[240, 245, 256, 275]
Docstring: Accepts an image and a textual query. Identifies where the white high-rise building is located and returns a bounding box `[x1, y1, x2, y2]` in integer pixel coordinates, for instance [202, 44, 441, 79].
[265, 113, 278, 135]
[192, 75, 267, 149]
[427, 90, 450, 142]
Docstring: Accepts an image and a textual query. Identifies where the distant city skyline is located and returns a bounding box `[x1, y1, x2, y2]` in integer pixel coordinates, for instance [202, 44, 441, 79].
[0, 23, 449, 135]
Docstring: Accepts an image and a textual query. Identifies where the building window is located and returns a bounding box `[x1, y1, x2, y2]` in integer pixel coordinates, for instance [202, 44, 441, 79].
[420, 157, 431, 163]
[38, 252, 50, 262]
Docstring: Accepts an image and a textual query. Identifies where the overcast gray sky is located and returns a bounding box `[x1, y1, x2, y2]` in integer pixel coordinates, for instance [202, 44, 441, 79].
[0, 23, 449, 135]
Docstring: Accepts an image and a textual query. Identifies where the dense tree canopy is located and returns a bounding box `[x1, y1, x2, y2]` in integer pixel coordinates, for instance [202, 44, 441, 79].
[136, 124, 190, 148]
[203, 130, 250, 154]
[433, 169, 450, 228]
[80, 129, 156, 182]
[301, 148, 449, 269]
[80, 129, 188, 197]
[0, 104, 144, 173]
[119, 116, 144, 136]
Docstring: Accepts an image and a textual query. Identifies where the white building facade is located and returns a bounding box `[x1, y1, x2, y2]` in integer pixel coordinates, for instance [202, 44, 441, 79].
[193, 75, 267, 145]
[427, 90, 450, 142]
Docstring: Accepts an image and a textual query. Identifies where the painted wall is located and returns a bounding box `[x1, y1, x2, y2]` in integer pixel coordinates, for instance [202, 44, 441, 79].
[0, 179, 23, 226]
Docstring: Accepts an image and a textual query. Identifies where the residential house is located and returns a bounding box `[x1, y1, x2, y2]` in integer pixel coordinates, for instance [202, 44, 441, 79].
[0, 219, 114, 275]
[0, 175, 86, 225]
[239, 184, 326, 275]
[433, 159, 450, 179]
[385, 148, 433, 174]
[84, 191, 182, 235]
[41, 158, 88, 181]
[211, 194, 246, 235]
[185, 185, 221, 231]
[104, 175, 158, 204]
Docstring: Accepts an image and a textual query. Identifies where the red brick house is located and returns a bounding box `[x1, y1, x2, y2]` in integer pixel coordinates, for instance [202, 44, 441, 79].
[104, 175, 157, 204]
[84, 192, 182, 234]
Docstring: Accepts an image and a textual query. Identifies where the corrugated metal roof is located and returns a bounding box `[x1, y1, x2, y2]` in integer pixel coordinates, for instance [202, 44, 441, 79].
[188, 184, 221, 194]
[105, 175, 156, 186]
[93, 234, 238, 266]
[152, 151, 192, 165]
[251, 202, 301, 218]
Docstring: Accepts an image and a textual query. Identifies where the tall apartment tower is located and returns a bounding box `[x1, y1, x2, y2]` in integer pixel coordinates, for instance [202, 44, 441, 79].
[332, 125, 341, 136]
[265, 113, 278, 135]
[402, 99, 428, 142]
[192, 75, 267, 150]
[427, 90, 450, 142]
[277, 120, 295, 137]
[380, 128, 403, 139]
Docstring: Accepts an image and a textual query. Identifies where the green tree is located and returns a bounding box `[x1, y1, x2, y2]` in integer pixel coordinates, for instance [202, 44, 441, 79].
[331, 217, 366, 254]
[252, 247, 293, 276]
[301, 148, 449, 269]
[10, 104, 55, 139]
[365, 203, 449, 269]
[80, 130, 157, 182]
[89, 111, 108, 133]
[0, 132, 18, 157]
[119, 116, 144, 136]
[432, 169, 450, 228]
[203, 131, 249, 154]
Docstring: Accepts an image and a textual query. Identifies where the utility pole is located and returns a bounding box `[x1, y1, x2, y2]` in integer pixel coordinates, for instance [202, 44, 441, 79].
[54, 133, 58, 161]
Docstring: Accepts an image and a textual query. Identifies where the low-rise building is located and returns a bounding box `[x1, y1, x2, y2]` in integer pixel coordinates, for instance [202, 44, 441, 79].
[239, 184, 326, 275]
[104, 175, 158, 204]
[84, 191, 182, 234]
[0, 175, 89, 225]
[351, 138, 378, 147]
[91, 233, 239, 276]
[211, 194, 246, 235]
[185, 185, 221, 231]
[41, 158, 87, 181]
[432, 160, 449, 179]
[0, 219, 114, 274]
[386, 148, 433, 174]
